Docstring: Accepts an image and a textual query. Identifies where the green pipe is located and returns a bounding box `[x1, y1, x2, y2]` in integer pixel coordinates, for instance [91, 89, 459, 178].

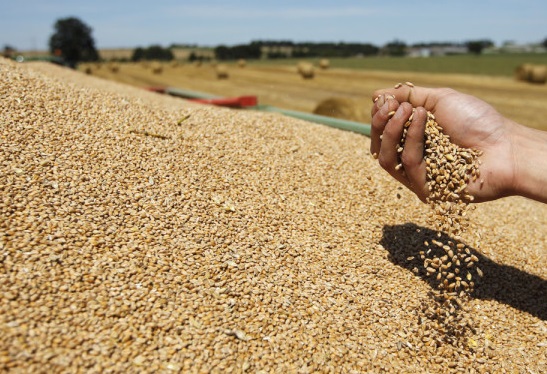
[165, 86, 219, 100]
[250, 104, 371, 136]
[164, 86, 371, 137]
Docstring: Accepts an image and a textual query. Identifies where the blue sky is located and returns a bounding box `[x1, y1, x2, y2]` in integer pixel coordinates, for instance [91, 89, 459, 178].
[2, 0, 546, 51]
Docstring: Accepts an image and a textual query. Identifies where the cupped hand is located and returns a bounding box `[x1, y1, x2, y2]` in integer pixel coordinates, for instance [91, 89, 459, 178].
[370, 85, 518, 203]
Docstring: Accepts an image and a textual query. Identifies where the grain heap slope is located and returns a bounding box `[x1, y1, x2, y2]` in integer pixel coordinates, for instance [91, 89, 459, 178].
[1, 58, 546, 373]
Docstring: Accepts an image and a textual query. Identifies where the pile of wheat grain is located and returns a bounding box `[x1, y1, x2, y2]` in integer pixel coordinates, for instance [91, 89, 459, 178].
[0, 58, 545, 373]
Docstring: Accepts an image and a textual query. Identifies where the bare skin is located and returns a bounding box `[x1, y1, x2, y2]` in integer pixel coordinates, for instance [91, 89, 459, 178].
[370, 85, 547, 204]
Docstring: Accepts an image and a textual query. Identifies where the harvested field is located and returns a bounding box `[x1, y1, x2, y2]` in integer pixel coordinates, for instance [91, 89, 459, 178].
[80, 60, 547, 131]
[1, 58, 546, 373]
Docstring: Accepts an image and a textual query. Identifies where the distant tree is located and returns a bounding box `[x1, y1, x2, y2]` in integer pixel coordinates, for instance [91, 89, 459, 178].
[3, 45, 16, 58]
[49, 17, 99, 67]
[132, 47, 145, 62]
[187, 51, 207, 62]
[267, 51, 289, 59]
[131, 45, 174, 61]
[292, 47, 310, 58]
[145, 45, 174, 61]
[238, 40, 379, 59]
[214, 44, 261, 60]
[169, 43, 198, 49]
[466, 39, 494, 55]
[214, 45, 230, 60]
[383, 40, 407, 56]
[543, 38, 547, 48]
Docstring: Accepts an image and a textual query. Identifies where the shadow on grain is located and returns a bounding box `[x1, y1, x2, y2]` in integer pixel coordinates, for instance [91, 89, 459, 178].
[381, 223, 546, 321]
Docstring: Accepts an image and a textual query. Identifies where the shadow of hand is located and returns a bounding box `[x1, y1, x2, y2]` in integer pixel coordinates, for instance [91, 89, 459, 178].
[380, 223, 546, 320]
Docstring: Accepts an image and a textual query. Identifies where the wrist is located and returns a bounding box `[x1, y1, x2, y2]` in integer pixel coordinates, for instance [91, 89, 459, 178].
[508, 123, 547, 203]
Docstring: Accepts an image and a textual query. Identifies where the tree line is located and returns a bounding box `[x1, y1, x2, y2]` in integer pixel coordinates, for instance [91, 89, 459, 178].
[212, 39, 496, 60]
[7, 17, 544, 67]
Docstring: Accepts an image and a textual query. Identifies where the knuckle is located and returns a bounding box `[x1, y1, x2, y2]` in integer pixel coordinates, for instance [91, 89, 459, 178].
[399, 101, 413, 112]
[412, 106, 427, 120]
[371, 121, 385, 133]
[377, 155, 390, 170]
[383, 122, 400, 138]
[401, 151, 421, 168]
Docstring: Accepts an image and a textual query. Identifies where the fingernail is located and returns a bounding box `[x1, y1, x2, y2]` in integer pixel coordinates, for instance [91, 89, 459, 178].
[379, 100, 391, 115]
[376, 94, 385, 107]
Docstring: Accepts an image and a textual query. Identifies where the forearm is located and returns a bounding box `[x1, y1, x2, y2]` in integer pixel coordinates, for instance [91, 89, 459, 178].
[510, 124, 547, 203]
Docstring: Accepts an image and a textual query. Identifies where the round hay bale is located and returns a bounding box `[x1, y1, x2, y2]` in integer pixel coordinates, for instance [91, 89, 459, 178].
[515, 63, 533, 81]
[151, 62, 163, 74]
[238, 59, 247, 68]
[216, 64, 229, 79]
[297, 62, 315, 79]
[319, 58, 330, 70]
[84, 66, 93, 75]
[529, 65, 547, 84]
[108, 63, 119, 73]
[313, 97, 368, 122]
[515, 63, 547, 84]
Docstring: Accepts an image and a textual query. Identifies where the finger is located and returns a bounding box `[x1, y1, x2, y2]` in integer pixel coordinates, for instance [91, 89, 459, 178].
[400, 107, 428, 201]
[378, 102, 413, 184]
[370, 97, 399, 157]
[372, 85, 441, 110]
[370, 93, 385, 119]
[370, 93, 396, 119]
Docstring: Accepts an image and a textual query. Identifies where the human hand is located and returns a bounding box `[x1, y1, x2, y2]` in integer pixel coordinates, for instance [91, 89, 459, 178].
[370, 85, 519, 203]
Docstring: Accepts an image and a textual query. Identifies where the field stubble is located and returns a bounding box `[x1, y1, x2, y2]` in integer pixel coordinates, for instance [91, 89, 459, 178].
[81, 60, 547, 131]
